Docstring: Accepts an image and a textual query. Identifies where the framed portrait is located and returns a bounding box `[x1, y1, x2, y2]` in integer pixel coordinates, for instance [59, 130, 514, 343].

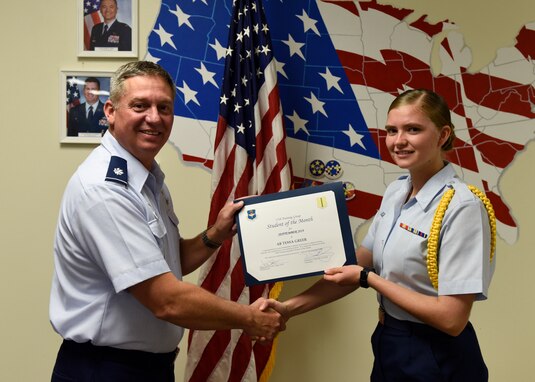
[60, 70, 113, 144]
[78, 0, 138, 58]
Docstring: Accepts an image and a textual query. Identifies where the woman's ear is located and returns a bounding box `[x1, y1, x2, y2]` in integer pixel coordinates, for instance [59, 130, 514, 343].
[439, 125, 452, 147]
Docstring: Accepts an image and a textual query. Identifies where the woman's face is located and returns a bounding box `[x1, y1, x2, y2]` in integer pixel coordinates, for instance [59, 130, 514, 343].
[385, 104, 451, 175]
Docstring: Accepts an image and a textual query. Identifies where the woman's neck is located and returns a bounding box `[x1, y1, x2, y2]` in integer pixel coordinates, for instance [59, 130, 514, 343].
[409, 160, 446, 197]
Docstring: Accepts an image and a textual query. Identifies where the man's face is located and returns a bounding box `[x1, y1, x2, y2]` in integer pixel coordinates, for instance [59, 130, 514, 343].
[83, 82, 100, 104]
[104, 75, 175, 169]
[100, 0, 118, 23]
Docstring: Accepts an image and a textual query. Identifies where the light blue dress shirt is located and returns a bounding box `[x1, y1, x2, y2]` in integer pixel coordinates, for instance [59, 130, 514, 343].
[50, 132, 183, 353]
[362, 163, 495, 323]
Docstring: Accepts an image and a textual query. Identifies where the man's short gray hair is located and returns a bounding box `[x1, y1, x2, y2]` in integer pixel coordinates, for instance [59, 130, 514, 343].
[109, 61, 176, 104]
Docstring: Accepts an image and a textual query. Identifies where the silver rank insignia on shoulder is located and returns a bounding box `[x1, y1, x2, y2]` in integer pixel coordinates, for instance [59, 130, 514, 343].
[105, 156, 128, 187]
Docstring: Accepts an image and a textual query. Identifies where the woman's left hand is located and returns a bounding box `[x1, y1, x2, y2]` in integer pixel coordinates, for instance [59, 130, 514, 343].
[323, 265, 363, 286]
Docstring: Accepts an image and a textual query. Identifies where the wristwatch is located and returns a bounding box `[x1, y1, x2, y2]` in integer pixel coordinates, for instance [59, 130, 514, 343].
[201, 227, 223, 249]
[360, 267, 375, 288]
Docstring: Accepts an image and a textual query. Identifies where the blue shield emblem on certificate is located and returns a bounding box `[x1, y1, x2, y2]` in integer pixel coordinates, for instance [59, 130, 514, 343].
[247, 209, 257, 220]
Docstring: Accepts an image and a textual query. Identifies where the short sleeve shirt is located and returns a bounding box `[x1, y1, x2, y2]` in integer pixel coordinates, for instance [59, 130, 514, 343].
[361, 163, 495, 323]
[50, 132, 184, 353]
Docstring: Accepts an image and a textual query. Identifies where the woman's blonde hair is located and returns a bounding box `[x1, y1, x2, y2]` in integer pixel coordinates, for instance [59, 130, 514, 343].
[388, 89, 456, 151]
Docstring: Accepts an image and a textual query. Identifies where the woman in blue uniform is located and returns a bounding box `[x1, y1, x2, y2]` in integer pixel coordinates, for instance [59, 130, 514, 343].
[274, 89, 496, 381]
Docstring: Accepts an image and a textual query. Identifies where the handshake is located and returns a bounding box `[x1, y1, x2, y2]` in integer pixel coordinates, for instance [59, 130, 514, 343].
[244, 298, 289, 342]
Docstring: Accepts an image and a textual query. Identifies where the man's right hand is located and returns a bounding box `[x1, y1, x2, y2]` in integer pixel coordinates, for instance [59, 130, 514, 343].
[244, 298, 287, 341]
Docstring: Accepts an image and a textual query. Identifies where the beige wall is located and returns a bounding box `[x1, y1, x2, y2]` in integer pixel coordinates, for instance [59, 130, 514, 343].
[0, 1, 533, 381]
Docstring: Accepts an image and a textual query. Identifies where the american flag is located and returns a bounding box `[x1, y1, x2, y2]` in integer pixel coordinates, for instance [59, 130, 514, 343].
[147, 0, 535, 251]
[66, 76, 81, 132]
[66, 77, 81, 110]
[83, 0, 103, 50]
[184, 0, 291, 381]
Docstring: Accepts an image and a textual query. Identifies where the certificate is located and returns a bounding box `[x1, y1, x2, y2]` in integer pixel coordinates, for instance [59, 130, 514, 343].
[236, 182, 356, 286]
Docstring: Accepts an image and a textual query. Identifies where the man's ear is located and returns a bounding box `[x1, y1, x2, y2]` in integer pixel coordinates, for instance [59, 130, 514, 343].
[104, 100, 115, 128]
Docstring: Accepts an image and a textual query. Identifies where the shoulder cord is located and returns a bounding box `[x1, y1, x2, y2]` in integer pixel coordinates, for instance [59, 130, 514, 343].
[427, 185, 497, 290]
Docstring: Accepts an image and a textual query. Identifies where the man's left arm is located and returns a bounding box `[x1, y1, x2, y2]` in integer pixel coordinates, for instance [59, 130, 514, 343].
[180, 200, 244, 275]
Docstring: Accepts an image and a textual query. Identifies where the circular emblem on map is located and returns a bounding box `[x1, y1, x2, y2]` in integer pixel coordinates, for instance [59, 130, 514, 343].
[343, 181, 356, 201]
[325, 160, 343, 179]
[309, 159, 325, 178]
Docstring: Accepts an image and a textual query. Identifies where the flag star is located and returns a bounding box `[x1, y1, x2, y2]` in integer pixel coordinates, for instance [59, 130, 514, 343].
[209, 38, 227, 61]
[260, 45, 271, 55]
[177, 81, 200, 106]
[236, 31, 244, 42]
[226, 46, 233, 57]
[195, 62, 219, 88]
[243, 26, 250, 37]
[237, 123, 246, 134]
[241, 76, 248, 86]
[234, 103, 242, 113]
[282, 34, 305, 60]
[273, 57, 288, 79]
[305, 92, 327, 117]
[297, 10, 320, 36]
[144, 51, 161, 63]
[256, 68, 263, 78]
[320, 67, 343, 93]
[343, 124, 366, 149]
[169, 4, 194, 30]
[231, 87, 237, 97]
[286, 111, 310, 135]
[251, 2, 257, 11]
[253, 24, 259, 34]
[244, 99, 250, 106]
[261, 23, 269, 33]
[220, 94, 229, 104]
[153, 24, 176, 49]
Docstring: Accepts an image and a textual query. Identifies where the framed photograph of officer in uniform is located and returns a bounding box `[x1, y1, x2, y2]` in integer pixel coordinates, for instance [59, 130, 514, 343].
[60, 70, 113, 144]
[78, 0, 138, 58]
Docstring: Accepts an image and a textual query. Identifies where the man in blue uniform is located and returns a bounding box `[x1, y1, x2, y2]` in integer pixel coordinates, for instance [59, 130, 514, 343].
[67, 77, 108, 136]
[89, 0, 132, 51]
[50, 61, 285, 382]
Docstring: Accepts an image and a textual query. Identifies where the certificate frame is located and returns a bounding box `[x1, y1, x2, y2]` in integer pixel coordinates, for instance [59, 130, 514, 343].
[78, 0, 138, 58]
[60, 70, 113, 144]
[236, 182, 356, 286]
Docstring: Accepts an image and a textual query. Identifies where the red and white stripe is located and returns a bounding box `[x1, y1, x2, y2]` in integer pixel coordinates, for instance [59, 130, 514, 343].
[185, 58, 291, 382]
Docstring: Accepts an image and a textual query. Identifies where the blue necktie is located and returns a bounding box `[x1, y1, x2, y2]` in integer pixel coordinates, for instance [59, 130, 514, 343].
[103, 24, 108, 35]
[88, 105, 94, 120]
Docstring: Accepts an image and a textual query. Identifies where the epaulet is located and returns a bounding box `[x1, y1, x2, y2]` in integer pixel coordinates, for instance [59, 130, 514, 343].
[105, 156, 128, 187]
[444, 180, 473, 201]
